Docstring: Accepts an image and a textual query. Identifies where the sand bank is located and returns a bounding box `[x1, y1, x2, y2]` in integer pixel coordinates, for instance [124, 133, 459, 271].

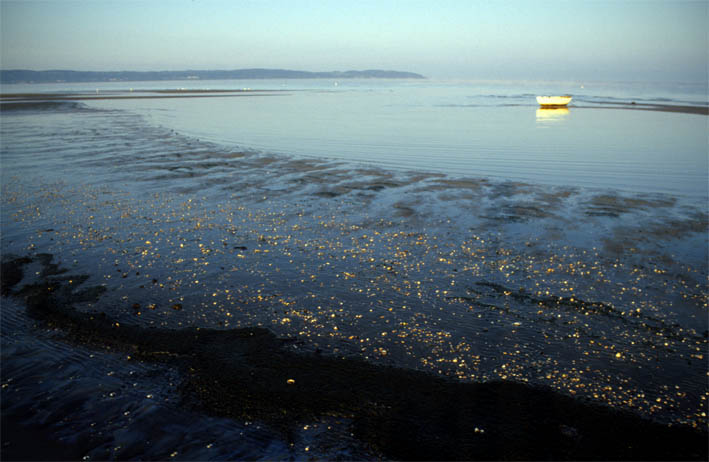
[575, 101, 708, 115]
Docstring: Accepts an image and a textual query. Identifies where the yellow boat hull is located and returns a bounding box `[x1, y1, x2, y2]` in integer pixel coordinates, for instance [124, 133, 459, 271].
[536, 95, 572, 107]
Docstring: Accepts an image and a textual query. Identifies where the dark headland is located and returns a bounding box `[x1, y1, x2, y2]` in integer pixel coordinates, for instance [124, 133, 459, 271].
[0, 68, 425, 84]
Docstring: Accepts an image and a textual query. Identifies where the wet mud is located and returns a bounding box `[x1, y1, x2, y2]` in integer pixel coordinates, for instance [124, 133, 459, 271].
[2, 254, 707, 461]
[0, 101, 93, 113]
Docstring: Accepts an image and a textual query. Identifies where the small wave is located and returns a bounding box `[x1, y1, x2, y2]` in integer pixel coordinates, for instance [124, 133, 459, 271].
[466, 93, 536, 99]
[435, 103, 484, 108]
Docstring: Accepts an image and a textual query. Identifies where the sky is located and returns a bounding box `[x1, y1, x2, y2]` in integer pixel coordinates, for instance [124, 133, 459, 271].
[1, 0, 707, 82]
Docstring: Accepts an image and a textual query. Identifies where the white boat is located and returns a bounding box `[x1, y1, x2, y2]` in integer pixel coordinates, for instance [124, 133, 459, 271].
[536, 95, 572, 107]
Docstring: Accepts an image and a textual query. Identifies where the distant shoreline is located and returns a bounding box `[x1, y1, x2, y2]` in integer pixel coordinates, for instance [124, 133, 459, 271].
[0, 68, 426, 84]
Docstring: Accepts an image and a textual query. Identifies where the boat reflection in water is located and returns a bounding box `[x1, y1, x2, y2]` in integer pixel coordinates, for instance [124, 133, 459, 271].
[536, 107, 570, 124]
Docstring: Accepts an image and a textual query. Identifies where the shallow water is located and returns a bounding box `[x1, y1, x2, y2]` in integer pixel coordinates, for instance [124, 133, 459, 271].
[82, 79, 709, 197]
[1, 80, 707, 459]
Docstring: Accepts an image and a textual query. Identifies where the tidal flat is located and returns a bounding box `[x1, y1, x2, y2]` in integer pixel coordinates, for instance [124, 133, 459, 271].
[1, 99, 707, 460]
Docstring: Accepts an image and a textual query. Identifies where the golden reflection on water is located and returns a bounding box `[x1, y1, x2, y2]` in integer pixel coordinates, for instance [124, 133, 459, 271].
[536, 107, 570, 123]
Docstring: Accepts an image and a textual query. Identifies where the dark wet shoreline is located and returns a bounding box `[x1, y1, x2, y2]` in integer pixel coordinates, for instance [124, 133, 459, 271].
[0, 91, 288, 109]
[574, 101, 709, 115]
[2, 254, 707, 461]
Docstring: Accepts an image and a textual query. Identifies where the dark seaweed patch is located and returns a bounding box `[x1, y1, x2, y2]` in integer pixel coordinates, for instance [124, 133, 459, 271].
[469, 281, 701, 342]
[0, 256, 32, 295]
[585, 194, 676, 217]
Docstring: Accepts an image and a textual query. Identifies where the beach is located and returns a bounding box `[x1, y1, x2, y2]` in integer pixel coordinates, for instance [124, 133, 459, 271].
[1, 84, 707, 460]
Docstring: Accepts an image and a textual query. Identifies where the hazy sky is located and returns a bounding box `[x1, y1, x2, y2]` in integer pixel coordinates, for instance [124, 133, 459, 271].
[1, 0, 707, 82]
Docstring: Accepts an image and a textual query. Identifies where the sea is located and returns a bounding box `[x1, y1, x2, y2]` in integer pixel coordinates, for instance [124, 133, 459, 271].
[1, 78, 707, 459]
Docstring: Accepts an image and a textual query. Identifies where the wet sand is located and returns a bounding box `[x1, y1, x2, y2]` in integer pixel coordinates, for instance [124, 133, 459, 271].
[2, 254, 707, 461]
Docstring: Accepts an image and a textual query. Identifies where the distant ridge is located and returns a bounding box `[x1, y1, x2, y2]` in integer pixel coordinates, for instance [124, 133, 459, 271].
[0, 68, 425, 84]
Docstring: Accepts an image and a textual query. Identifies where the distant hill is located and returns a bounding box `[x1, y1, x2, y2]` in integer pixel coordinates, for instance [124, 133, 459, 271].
[0, 68, 425, 84]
